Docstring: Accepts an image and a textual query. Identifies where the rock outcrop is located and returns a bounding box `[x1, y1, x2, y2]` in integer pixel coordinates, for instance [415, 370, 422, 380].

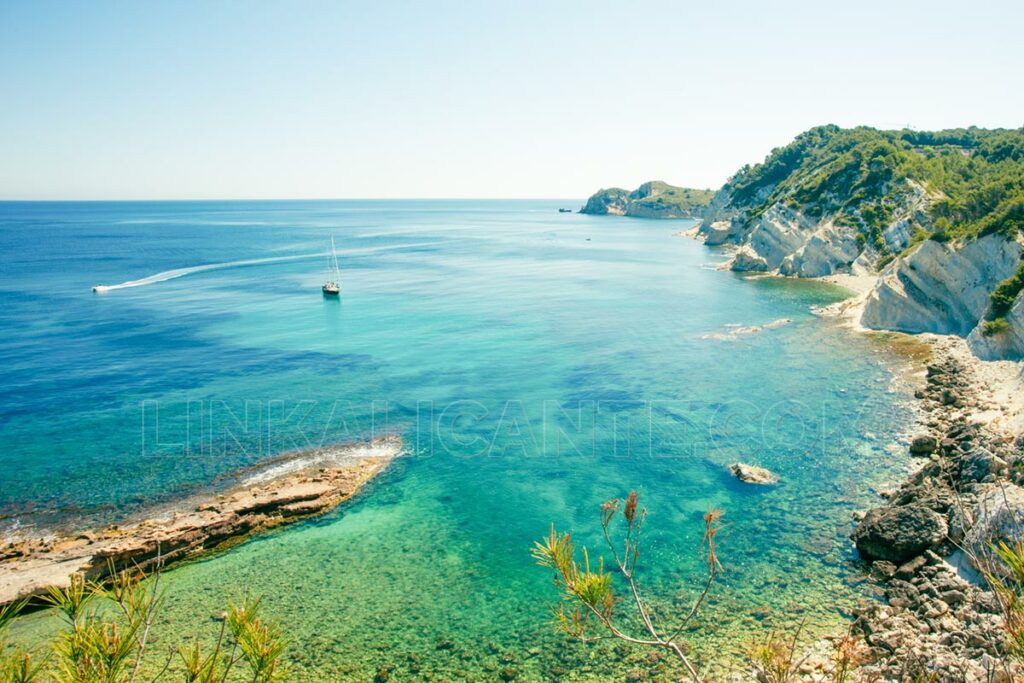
[968, 293, 1024, 360]
[701, 176, 931, 279]
[847, 346, 1024, 681]
[909, 434, 938, 455]
[851, 551, 1011, 682]
[852, 504, 948, 562]
[861, 235, 1021, 336]
[0, 436, 402, 606]
[580, 181, 713, 219]
[962, 484, 1024, 575]
[727, 462, 779, 485]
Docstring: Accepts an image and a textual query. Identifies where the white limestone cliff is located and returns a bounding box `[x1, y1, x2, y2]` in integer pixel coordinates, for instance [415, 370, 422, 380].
[967, 291, 1024, 360]
[695, 175, 1024, 360]
[861, 235, 1021, 337]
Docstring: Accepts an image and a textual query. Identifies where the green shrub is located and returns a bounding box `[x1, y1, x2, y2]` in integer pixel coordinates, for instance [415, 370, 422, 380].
[0, 566, 287, 683]
[983, 318, 1011, 336]
[988, 261, 1024, 320]
[534, 494, 869, 683]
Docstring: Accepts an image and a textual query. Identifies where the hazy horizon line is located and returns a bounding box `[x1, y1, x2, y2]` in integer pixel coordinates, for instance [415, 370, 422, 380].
[0, 196, 602, 203]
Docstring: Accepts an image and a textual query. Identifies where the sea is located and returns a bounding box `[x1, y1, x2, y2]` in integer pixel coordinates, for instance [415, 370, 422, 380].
[0, 199, 916, 679]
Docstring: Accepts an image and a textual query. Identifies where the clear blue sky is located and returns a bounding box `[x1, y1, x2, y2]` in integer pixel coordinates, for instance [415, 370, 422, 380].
[1, 0, 1022, 199]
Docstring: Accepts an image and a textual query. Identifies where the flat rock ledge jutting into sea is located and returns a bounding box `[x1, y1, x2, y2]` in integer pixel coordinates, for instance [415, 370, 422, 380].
[0, 435, 403, 606]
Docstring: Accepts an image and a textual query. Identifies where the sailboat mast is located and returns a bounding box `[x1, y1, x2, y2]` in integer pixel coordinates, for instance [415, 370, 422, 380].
[330, 236, 341, 279]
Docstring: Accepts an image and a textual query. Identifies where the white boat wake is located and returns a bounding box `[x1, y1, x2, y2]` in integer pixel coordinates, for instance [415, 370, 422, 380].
[91, 242, 434, 292]
[92, 253, 326, 292]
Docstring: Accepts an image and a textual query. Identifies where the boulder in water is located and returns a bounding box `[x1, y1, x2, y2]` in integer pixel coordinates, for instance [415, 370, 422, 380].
[728, 463, 779, 485]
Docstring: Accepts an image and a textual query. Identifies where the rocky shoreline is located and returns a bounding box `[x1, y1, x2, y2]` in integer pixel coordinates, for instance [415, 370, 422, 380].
[793, 336, 1023, 682]
[0, 436, 403, 606]
[676, 223, 1024, 679]
[673, 217, 1022, 677]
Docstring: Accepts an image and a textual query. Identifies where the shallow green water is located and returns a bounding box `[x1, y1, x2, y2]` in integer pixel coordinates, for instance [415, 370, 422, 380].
[0, 200, 913, 680]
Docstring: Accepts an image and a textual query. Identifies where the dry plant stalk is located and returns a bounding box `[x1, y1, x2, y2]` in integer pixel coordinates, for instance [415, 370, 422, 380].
[533, 490, 723, 682]
[951, 480, 1024, 679]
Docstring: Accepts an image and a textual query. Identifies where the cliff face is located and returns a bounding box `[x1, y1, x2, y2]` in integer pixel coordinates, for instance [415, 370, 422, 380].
[581, 187, 631, 216]
[580, 181, 713, 218]
[861, 235, 1021, 336]
[582, 127, 1024, 358]
[698, 125, 1024, 359]
[703, 178, 931, 278]
[968, 294, 1024, 360]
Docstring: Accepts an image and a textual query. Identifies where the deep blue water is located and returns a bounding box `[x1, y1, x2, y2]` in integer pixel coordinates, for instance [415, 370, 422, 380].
[1, 200, 914, 678]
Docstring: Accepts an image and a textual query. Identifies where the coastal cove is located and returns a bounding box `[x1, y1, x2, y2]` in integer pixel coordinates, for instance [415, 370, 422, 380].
[0, 200, 921, 679]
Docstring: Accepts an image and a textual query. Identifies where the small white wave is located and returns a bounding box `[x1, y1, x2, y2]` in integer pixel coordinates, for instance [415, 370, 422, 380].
[700, 318, 793, 341]
[762, 318, 793, 330]
[242, 440, 402, 486]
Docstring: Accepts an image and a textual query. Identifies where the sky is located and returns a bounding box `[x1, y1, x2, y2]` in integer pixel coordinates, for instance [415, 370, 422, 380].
[1, 0, 1022, 200]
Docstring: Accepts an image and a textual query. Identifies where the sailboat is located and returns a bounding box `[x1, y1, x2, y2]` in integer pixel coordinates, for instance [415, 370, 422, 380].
[322, 236, 341, 296]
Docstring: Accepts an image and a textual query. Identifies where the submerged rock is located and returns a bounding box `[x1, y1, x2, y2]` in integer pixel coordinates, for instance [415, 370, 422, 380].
[852, 504, 948, 562]
[727, 463, 779, 485]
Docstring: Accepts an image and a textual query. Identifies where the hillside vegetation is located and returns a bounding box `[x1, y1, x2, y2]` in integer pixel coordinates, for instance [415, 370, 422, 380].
[722, 125, 1024, 254]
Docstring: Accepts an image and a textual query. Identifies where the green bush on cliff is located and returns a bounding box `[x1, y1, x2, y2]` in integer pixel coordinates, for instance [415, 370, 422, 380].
[986, 260, 1024, 324]
[983, 318, 1011, 337]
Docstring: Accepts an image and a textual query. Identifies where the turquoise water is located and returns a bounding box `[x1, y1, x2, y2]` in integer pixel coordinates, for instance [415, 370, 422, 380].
[0, 200, 913, 679]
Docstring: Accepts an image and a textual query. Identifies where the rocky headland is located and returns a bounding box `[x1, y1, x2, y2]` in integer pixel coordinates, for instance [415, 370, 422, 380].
[692, 126, 1024, 362]
[0, 436, 402, 606]
[587, 127, 1024, 361]
[580, 181, 713, 219]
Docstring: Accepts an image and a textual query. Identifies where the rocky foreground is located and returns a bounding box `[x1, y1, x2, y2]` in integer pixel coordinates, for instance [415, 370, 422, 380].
[830, 343, 1023, 682]
[0, 436, 402, 606]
